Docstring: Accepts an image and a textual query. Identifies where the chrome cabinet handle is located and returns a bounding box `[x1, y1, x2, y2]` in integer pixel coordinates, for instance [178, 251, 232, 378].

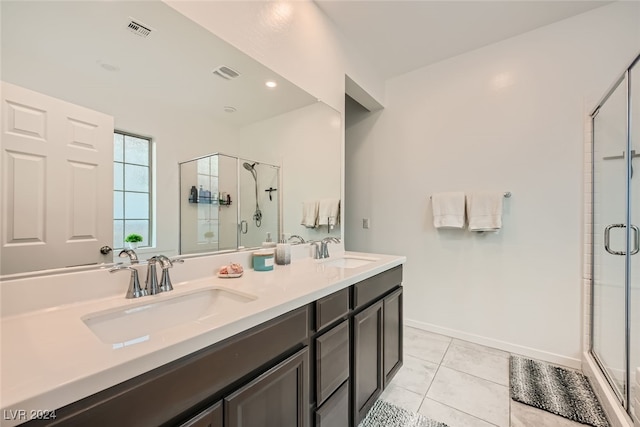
[240, 220, 248, 234]
[604, 224, 626, 255]
[631, 225, 640, 255]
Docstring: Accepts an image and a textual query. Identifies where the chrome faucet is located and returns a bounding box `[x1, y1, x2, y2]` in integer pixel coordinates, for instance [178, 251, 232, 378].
[146, 257, 160, 295]
[319, 237, 341, 259]
[118, 249, 139, 264]
[311, 237, 341, 259]
[288, 235, 306, 244]
[156, 255, 184, 293]
[109, 264, 147, 299]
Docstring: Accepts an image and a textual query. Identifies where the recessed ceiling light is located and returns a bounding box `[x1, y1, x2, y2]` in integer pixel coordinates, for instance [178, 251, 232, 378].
[223, 106, 237, 113]
[265, 81, 277, 88]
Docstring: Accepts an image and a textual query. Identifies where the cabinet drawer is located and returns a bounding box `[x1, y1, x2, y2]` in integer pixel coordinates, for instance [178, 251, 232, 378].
[315, 287, 349, 331]
[315, 320, 349, 406]
[315, 380, 349, 427]
[353, 265, 402, 310]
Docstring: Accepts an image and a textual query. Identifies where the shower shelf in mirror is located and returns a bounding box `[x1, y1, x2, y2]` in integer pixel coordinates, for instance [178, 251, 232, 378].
[187, 198, 232, 206]
[188, 199, 232, 206]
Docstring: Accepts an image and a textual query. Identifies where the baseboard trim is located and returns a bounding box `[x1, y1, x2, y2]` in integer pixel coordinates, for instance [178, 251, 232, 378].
[404, 318, 582, 370]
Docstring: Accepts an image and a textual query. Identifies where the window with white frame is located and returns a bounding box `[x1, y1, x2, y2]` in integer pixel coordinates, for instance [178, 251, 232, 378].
[113, 131, 152, 249]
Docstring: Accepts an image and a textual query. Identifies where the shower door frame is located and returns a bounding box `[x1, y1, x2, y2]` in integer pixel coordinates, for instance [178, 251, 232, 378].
[590, 52, 640, 416]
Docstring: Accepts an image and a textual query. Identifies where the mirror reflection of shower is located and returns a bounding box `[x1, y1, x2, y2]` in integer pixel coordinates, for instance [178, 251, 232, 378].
[243, 162, 262, 227]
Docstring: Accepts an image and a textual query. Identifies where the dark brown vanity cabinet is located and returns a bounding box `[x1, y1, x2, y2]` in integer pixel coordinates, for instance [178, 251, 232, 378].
[23, 266, 403, 427]
[225, 348, 309, 427]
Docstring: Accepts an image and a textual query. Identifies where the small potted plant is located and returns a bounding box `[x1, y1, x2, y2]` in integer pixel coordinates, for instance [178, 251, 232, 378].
[204, 230, 215, 243]
[124, 233, 143, 249]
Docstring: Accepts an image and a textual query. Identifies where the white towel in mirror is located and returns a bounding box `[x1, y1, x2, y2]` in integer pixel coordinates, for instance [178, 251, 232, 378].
[317, 199, 340, 227]
[431, 192, 466, 229]
[301, 201, 319, 228]
[467, 192, 504, 231]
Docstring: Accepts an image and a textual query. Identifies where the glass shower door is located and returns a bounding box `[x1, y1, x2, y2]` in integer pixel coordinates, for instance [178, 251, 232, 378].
[592, 73, 629, 405]
[629, 58, 639, 422]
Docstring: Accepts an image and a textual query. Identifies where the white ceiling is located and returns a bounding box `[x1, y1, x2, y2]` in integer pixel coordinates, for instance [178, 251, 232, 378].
[315, 0, 612, 80]
[1, 1, 316, 127]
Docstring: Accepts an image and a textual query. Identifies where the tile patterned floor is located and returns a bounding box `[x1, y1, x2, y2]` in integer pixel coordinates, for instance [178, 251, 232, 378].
[379, 326, 588, 427]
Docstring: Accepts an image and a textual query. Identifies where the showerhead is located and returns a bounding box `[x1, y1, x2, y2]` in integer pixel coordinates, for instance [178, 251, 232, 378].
[243, 161, 258, 182]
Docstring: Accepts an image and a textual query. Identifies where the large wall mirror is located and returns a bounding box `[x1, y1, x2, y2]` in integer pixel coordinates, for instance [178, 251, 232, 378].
[0, 1, 341, 276]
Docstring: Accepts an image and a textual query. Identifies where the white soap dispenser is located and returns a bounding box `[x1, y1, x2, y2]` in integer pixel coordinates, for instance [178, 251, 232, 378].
[275, 234, 291, 265]
[262, 232, 277, 249]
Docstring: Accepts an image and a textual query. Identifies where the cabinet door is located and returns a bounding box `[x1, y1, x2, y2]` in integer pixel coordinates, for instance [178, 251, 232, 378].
[180, 401, 222, 427]
[353, 301, 383, 426]
[225, 348, 309, 427]
[384, 287, 403, 386]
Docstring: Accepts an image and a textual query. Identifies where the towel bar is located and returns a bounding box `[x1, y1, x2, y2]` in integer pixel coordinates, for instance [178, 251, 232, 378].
[430, 192, 511, 199]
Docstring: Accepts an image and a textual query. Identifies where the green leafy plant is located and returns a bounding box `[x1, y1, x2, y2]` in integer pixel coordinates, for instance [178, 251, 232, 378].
[204, 231, 214, 238]
[124, 233, 143, 243]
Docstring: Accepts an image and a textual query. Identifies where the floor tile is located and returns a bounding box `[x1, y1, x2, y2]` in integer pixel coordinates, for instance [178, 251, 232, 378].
[404, 326, 451, 364]
[510, 401, 587, 427]
[427, 366, 510, 427]
[389, 354, 439, 395]
[379, 383, 424, 413]
[441, 341, 509, 385]
[419, 397, 497, 427]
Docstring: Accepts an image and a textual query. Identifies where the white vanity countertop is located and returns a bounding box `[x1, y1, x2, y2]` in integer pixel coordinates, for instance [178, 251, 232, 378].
[0, 251, 405, 426]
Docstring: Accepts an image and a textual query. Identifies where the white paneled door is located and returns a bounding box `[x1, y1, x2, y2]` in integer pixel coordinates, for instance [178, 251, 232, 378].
[1, 82, 114, 275]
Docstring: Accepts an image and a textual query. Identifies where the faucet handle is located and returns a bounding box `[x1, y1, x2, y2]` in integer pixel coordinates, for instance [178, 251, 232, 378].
[110, 265, 147, 299]
[156, 256, 183, 292]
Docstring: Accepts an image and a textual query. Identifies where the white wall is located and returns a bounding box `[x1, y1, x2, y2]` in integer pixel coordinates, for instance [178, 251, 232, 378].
[346, 2, 640, 366]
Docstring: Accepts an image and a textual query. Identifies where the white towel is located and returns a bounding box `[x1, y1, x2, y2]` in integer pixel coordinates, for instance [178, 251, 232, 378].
[431, 192, 466, 229]
[317, 199, 340, 226]
[466, 192, 504, 231]
[301, 200, 319, 228]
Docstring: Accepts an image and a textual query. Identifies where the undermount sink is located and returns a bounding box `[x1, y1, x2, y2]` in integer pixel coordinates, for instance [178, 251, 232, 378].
[323, 255, 379, 269]
[82, 287, 257, 347]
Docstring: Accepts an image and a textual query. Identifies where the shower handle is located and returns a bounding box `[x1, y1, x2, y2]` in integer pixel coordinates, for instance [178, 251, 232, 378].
[603, 224, 640, 255]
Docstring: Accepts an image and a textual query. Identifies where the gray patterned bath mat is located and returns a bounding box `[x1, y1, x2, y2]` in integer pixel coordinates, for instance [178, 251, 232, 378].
[510, 355, 610, 427]
[358, 400, 449, 427]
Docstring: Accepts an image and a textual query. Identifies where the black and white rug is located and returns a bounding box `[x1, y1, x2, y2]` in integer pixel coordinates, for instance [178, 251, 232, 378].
[358, 400, 449, 427]
[510, 355, 610, 427]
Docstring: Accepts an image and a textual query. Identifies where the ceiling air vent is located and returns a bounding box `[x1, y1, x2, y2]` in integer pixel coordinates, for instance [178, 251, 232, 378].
[212, 66, 241, 80]
[126, 18, 152, 38]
